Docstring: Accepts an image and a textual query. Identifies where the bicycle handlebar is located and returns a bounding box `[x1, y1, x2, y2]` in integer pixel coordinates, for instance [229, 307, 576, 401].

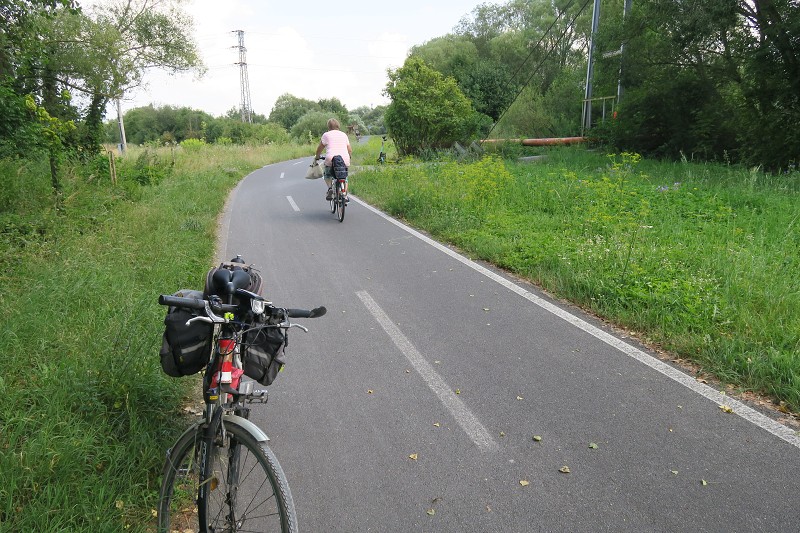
[158, 295, 327, 320]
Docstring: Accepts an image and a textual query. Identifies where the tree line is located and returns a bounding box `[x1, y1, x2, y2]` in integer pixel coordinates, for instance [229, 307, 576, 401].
[383, 0, 799, 169]
[103, 96, 388, 148]
[2, 0, 797, 190]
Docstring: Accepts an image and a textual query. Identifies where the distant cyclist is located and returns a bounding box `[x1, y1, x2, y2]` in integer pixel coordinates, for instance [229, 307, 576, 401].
[315, 118, 352, 201]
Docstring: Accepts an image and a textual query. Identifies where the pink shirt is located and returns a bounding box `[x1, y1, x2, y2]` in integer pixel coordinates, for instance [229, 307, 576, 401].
[321, 130, 351, 167]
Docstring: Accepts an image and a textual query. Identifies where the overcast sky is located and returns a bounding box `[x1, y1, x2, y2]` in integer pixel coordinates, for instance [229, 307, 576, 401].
[105, 0, 500, 118]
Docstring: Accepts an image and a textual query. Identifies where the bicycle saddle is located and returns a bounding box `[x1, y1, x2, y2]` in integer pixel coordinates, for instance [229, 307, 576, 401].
[211, 267, 251, 296]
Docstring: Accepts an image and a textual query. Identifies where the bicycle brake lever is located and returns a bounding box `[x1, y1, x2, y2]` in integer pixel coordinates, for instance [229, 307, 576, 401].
[186, 316, 214, 326]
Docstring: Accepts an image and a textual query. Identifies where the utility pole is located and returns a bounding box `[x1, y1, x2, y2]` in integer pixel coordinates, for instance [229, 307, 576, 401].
[116, 98, 127, 153]
[616, 0, 633, 102]
[233, 30, 252, 123]
[582, 0, 601, 135]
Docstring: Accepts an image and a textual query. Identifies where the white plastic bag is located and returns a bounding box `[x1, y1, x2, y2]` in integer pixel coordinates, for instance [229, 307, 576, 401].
[305, 160, 323, 179]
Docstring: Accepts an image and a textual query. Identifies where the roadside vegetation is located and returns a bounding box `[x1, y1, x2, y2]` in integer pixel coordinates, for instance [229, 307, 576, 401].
[0, 143, 312, 531]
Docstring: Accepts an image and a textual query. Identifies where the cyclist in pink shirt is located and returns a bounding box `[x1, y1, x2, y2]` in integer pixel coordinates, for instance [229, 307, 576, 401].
[315, 118, 352, 201]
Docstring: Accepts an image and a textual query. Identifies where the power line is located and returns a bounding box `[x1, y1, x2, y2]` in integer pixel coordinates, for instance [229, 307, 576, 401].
[503, 0, 578, 93]
[485, 0, 593, 139]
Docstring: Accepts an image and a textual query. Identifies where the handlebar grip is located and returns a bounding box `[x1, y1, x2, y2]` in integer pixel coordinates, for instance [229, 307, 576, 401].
[158, 294, 239, 313]
[286, 306, 327, 319]
[159, 294, 206, 309]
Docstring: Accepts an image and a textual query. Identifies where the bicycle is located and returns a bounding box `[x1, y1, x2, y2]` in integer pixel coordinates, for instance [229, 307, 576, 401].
[157, 260, 326, 532]
[322, 156, 348, 223]
[377, 135, 387, 164]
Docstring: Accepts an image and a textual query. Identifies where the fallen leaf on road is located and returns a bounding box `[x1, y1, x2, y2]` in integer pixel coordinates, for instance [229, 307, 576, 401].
[519, 480, 530, 486]
[426, 509, 435, 516]
[533, 435, 542, 442]
[559, 466, 571, 474]
[516, 396, 523, 401]
[455, 389, 461, 395]
[409, 453, 418, 460]
[588, 443, 598, 449]
[701, 479, 708, 486]
[719, 404, 733, 413]
[499, 432, 506, 437]
[367, 390, 374, 394]
[433, 422, 441, 427]
[671, 470, 679, 475]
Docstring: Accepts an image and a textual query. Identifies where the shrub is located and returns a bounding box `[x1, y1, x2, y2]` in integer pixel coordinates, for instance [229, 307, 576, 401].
[384, 57, 480, 155]
[180, 138, 207, 152]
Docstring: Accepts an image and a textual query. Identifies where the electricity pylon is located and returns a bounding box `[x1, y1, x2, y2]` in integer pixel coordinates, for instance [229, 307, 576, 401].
[233, 30, 252, 123]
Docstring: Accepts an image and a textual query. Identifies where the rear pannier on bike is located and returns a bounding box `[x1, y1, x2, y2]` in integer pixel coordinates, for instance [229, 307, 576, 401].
[159, 289, 213, 377]
[331, 154, 348, 179]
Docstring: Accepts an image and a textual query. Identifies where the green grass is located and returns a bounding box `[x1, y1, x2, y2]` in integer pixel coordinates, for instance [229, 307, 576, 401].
[0, 142, 313, 531]
[350, 148, 800, 412]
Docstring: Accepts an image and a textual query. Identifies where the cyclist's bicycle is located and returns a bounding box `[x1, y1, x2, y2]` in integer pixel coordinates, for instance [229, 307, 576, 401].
[322, 156, 348, 223]
[157, 263, 325, 532]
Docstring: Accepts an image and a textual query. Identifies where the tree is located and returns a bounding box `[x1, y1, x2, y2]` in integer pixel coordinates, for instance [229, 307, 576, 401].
[383, 57, 480, 155]
[0, 0, 78, 160]
[317, 97, 348, 117]
[351, 105, 387, 134]
[80, 0, 203, 150]
[268, 93, 320, 131]
[0, 0, 203, 200]
[289, 110, 332, 142]
[599, 0, 800, 168]
[410, 35, 479, 82]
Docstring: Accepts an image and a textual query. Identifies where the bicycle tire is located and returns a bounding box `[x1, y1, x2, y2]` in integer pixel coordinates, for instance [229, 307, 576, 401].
[158, 419, 297, 533]
[336, 188, 346, 222]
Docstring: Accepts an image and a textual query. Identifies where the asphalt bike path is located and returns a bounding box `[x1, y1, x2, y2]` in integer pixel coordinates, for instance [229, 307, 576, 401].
[215, 158, 799, 532]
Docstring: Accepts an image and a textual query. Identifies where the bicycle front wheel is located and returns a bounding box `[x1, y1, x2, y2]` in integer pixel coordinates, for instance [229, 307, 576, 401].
[158, 420, 297, 533]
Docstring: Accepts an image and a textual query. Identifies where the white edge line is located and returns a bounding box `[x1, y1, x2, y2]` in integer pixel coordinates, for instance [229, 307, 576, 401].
[357, 201, 800, 449]
[357, 290, 499, 452]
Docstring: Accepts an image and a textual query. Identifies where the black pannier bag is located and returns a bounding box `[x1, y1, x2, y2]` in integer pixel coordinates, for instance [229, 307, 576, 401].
[159, 289, 213, 377]
[331, 154, 348, 180]
[241, 325, 286, 386]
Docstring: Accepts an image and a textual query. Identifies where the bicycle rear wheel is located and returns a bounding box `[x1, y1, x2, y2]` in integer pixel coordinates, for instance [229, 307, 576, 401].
[158, 420, 297, 532]
[336, 193, 346, 222]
